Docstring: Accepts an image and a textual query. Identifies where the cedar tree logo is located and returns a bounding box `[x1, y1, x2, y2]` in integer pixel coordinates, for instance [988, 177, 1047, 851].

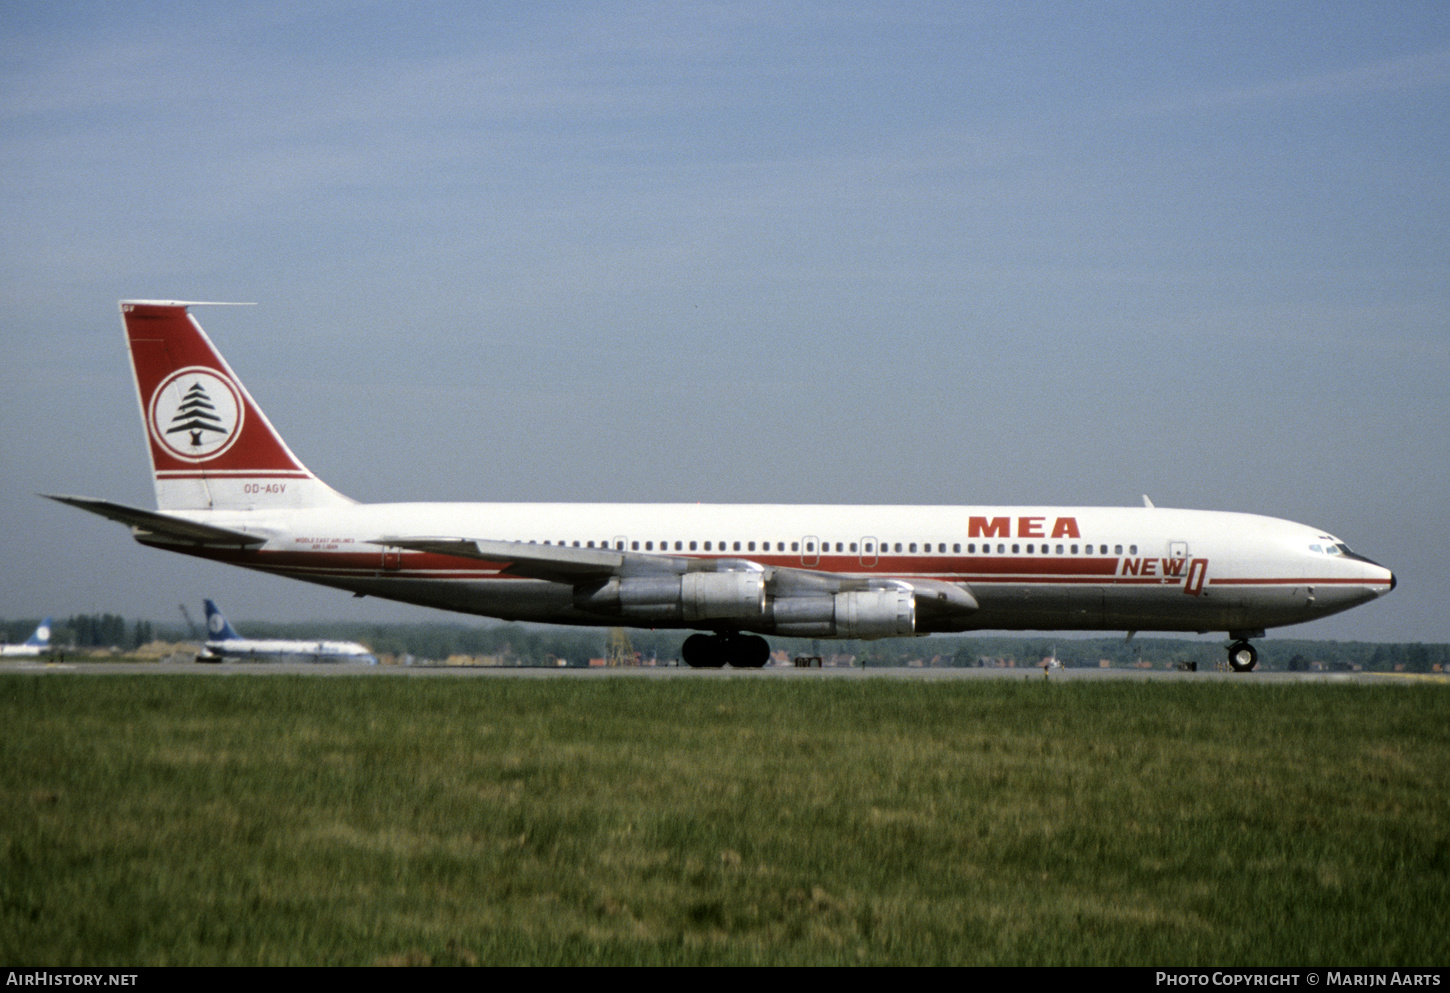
[148, 367, 244, 462]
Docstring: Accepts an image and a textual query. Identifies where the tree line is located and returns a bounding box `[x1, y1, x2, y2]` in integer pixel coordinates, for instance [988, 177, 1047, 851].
[3, 615, 1447, 671]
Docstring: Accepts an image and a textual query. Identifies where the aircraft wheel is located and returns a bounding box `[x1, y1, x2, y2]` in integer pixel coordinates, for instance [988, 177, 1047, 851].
[1227, 641, 1258, 672]
[682, 633, 725, 668]
[729, 634, 771, 668]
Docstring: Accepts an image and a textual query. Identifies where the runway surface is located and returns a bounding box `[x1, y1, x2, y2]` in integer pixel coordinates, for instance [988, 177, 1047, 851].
[2, 658, 1443, 683]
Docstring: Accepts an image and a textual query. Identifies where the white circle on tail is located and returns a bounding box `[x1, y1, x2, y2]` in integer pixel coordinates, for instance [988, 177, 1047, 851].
[148, 368, 244, 462]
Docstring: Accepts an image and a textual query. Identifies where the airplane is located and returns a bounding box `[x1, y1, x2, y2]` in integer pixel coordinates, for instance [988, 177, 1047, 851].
[197, 597, 376, 664]
[45, 300, 1396, 672]
[1, 618, 53, 657]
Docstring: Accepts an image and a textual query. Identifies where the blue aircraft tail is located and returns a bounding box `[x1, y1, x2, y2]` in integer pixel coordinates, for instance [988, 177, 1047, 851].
[202, 600, 242, 641]
[24, 618, 52, 647]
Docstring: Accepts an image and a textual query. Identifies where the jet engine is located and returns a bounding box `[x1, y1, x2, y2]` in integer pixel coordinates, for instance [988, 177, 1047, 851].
[770, 588, 915, 639]
[575, 572, 767, 622]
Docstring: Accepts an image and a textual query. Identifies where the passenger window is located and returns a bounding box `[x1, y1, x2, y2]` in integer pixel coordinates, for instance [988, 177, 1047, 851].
[953, 543, 960, 553]
[909, 543, 917, 553]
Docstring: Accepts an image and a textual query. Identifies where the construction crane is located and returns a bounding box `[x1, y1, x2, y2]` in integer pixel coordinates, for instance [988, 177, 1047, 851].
[178, 603, 202, 641]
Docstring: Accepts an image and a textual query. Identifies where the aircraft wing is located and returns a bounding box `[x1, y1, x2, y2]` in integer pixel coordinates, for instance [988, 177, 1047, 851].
[43, 494, 267, 547]
[376, 536, 715, 581]
[375, 536, 978, 619]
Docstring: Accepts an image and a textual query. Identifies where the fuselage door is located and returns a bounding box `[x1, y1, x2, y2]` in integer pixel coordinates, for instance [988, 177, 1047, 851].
[801, 535, 820, 567]
[1168, 541, 1189, 578]
[860, 536, 879, 568]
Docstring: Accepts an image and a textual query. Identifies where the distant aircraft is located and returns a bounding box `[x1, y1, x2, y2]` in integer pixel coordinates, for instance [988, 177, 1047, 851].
[198, 598, 376, 664]
[1, 618, 53, 657]
[47, 301, 1396, 672]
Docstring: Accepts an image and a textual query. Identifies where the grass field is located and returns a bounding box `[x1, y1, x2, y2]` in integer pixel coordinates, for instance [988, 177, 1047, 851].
[2, 675, 1446, 966]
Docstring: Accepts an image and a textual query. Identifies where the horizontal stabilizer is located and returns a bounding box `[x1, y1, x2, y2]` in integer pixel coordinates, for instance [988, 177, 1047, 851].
[42, 494, 266, 546]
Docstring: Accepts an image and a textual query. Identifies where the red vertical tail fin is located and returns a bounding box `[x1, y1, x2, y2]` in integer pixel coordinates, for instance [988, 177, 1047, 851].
[121, 300, 353, 511]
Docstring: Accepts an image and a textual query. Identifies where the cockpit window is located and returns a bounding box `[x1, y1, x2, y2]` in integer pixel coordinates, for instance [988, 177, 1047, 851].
[1309, 544, 1323, 554]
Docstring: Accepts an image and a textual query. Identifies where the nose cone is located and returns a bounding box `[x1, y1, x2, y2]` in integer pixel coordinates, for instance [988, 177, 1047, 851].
[1364, 561, 1396, 599]
[1342, 548, 1395, 597]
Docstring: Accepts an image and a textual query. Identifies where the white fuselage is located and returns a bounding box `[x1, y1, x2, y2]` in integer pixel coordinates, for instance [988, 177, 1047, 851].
[151, 502, 1394, 637]
[200, 637, 376, 663]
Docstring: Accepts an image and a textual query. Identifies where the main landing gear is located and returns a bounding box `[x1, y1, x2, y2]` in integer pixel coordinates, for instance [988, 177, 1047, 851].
[681, 632, 771, 668]
[1226, 640, 1258, 673]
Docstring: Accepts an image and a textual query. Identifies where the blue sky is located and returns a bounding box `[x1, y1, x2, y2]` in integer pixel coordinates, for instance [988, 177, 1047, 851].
[2, 2, 1445, 641]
